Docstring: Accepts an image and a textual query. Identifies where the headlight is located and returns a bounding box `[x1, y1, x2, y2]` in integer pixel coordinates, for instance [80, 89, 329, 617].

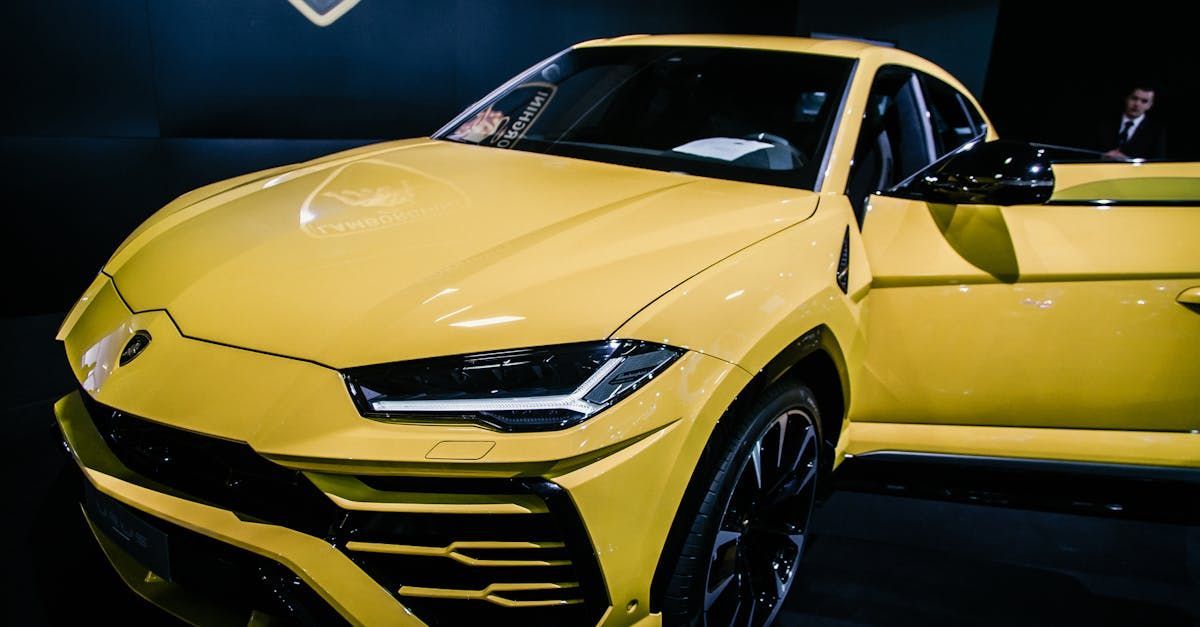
[342, 340, 684, 432]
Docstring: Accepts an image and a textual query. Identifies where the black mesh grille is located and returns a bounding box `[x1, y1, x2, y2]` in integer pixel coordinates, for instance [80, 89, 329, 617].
[79, 393, 611, 626]
[82, 393, 341, 537]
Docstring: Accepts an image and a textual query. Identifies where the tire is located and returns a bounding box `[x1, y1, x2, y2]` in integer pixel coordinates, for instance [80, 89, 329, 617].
[661, 381, 822, 627]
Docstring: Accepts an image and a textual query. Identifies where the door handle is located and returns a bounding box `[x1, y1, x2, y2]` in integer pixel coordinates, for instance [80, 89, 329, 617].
[1178, 287, 1200, 307]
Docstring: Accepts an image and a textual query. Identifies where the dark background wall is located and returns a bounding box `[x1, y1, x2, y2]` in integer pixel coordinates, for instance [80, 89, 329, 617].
[797, 0, 1000, 99]
[984, 0, 1198, 154]
[1, 0, 805, 317]
[2, 8, 1197, 623]
[0, 0, 1195, 319]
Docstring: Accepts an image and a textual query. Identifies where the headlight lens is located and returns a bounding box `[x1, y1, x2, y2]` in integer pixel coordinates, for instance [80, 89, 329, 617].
[342, 340, 684, 431]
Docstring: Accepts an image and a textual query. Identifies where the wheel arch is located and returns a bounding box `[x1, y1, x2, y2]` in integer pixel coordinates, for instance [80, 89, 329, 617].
[748, 325, 848, 468]
[648, 324, 849, 614]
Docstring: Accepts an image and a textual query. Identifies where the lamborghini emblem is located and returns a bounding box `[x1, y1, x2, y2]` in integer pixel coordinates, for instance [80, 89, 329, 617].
[286, 0, 363, 27]
[120, 332, 152, 366]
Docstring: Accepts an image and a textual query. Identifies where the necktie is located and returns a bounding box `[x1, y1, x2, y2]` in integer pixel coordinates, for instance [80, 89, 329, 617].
[1117, 120, 1134, 147]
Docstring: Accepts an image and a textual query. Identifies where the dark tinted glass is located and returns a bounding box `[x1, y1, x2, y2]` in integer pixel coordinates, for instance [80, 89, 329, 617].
[964, 94, 989, 138]
[846, 66, 934, 219]
[920, 73, 983, 155]
[437, 46, 855, 189]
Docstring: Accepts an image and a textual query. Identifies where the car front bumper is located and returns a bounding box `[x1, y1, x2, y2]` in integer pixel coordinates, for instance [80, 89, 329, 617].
[55, 339, 749, 626]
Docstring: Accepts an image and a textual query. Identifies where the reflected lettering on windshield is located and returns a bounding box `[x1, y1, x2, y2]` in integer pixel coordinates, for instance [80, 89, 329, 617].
[449, 83, 557, 149]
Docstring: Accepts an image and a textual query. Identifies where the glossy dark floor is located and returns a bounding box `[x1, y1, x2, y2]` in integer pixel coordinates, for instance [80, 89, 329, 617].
[4, 314, 1198, 626]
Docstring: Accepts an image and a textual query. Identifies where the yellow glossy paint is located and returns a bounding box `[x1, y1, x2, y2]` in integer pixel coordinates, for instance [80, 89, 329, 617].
[56, 270, 750, 624]
[1051, 161, 1200, 201]
[102, 140, 818, 367]
[60, 278, 741, 468]
[344, 540, 571, 568]
[57, 392, 419, 626]
[858, 163, 1200, 432]
[395, 582, 584, 608]
[54, 34, 1200, 625]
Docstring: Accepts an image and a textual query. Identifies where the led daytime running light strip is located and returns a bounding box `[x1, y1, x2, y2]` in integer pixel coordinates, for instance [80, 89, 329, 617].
[369, 356, 626, 415]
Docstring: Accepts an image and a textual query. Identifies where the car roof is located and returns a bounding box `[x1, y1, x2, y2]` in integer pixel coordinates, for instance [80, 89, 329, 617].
[573, 34, 970, 97]
[575, 34, 880, 58]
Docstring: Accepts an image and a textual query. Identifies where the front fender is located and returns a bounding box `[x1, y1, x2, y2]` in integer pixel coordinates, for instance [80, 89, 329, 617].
[613, 196, 866, 386]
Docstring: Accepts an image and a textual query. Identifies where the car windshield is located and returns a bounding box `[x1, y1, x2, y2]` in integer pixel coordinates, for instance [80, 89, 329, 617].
[436, 46, 855, 190]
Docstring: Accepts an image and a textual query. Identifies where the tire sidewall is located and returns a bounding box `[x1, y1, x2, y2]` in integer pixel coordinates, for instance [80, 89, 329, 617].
[662, 381, 822, 626]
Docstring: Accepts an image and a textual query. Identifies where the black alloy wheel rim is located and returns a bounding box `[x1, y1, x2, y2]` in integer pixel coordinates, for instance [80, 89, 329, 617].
[703, 408, 819, 626]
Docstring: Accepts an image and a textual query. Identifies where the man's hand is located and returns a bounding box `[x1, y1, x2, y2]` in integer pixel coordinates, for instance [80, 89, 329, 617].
[1102, 149, 1129, 160]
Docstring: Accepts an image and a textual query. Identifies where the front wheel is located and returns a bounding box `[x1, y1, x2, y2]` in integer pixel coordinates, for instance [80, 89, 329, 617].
[662, 382, 822, 626]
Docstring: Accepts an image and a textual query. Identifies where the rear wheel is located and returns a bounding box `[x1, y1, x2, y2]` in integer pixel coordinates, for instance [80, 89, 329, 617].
[663, 382, 821, 626]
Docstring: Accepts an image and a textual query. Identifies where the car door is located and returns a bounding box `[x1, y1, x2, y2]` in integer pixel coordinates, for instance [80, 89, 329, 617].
[852, 75, 1200, 433]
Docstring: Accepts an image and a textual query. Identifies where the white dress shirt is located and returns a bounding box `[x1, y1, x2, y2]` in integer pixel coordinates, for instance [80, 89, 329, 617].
[1118, 114, 1145, 142]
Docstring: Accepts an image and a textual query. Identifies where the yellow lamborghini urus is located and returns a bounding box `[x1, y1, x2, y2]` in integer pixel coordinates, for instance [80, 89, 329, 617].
[54, 35, 1199, 626]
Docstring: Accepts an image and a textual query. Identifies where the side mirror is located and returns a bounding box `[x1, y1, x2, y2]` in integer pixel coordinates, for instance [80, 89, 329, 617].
[887, 140, 1055, 206]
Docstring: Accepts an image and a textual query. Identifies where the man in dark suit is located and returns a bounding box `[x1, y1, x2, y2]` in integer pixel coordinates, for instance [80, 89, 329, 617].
[1099, 85, 1167, 160]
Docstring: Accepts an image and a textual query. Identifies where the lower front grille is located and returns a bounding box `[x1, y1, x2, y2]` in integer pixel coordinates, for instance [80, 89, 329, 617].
[81, 392, 340, 537]
[79, 393, 611, 625]
[83, 478, 346, 626]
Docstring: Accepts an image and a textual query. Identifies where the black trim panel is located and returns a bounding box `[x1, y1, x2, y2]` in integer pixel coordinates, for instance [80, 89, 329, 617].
[1044, 199, 1200, 207]
[70, 394, 612, 626]
[852, 451, 1200, 483]
[836, 451, 1200, 523]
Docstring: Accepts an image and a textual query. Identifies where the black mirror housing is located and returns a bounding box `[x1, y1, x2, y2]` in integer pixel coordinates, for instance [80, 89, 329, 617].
[887, 140, 1056, 206]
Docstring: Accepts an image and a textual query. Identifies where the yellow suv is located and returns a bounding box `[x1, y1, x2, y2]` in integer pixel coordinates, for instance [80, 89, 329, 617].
[55, 35, 1200, 626]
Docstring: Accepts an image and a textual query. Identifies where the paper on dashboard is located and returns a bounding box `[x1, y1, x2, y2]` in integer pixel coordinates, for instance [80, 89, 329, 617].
[672, 137, 773, 161]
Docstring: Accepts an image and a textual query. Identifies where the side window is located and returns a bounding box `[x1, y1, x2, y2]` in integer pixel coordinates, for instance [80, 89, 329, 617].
[963, 95, 988, 139]
[919, 73, 985, 156]
[846, 66, 936, 222]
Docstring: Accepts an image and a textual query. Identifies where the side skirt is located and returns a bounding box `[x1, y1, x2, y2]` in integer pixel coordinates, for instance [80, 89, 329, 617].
[835, 450, 1200, 524]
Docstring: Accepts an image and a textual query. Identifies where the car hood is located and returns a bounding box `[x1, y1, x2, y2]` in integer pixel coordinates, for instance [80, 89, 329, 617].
[106, 139, 818, 367]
